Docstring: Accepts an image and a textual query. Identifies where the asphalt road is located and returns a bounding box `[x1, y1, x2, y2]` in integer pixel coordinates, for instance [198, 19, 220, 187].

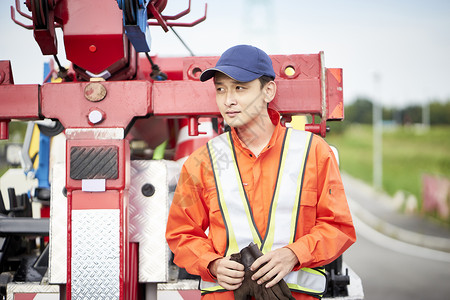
[344, 217, 450, 300]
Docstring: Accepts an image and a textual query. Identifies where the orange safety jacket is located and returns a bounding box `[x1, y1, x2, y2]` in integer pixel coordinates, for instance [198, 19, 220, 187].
[166, 110, 356, 300]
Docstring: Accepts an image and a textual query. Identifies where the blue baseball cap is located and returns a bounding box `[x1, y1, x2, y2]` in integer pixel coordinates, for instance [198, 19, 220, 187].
[200, 45, 276, 82]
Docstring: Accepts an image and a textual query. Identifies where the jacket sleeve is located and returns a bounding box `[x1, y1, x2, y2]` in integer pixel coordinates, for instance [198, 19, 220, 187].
[286, 137, 356, 269]
[165, 157, 222, 282]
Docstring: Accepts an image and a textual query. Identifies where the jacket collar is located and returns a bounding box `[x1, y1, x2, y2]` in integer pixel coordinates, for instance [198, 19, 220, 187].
[229, 108, 283, 156]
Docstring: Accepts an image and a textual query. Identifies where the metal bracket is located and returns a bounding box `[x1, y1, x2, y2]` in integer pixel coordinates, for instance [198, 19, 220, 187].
[148, 0, 207, 32]
[10, 0, 61, 30]
[10, 0, 33, 29]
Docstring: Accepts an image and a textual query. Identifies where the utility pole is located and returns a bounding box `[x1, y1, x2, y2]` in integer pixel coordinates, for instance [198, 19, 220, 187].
[373, 73, 382, 190]
[422, 101, 430, 131]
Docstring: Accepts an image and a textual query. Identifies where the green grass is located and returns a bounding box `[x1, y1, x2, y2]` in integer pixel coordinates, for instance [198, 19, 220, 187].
[326, 125, 374, 184]
[326, 124, 450, 223]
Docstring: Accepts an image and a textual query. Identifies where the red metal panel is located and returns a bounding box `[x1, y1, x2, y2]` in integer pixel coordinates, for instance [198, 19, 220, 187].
[271, 79, 322, 115]
[71, 190, 120, 210]
[0, 61, 14, 84]
[326, 68, 344, 120]
[0, 60, 39, 122]
[152, 79, 322, 116]
[152, 80, 217, 116]
[0, 120, 9, 140]
[137, 56, 185, 81]
[151, 53, 326, 117]
[65, 35, 126, 74]
[181, 54, 322, 81]
[127, 243, 139, 300]
[179, 290, 202, 299]
[13, 294, 37, 300]
[0, 84, 40, 119]
[271, 54, 321, 79]
[41, 81, 150, 129]
[66, 139, 128, 191]
[182, 56, 220, 81]
[62, 0, 125, 74]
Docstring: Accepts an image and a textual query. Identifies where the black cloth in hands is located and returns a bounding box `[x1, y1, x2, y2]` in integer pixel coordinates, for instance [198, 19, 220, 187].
[230, 242, 295, 300]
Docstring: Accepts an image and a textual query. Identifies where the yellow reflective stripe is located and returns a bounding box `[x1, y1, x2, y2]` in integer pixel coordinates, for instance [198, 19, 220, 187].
[208, 139, 239, 255]
[261, 129, 292, 254]
[290, 131, 312, 243]
[200, 278, 227, 294]
[227, 134, 261, 250]
[286, 283, 324, 295]
[200, 285, 226, 294]
[303, 267, 325, 276]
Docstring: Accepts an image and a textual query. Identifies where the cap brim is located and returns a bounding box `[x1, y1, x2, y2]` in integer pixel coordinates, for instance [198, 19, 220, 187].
[199, 66, 261, 82]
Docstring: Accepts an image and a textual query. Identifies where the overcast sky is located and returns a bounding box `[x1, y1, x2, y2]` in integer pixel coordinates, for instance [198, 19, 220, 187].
[1, 0, 449, 108]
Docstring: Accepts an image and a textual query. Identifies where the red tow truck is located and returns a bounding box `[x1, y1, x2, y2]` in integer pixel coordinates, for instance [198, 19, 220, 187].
[0, 1, 362, 299]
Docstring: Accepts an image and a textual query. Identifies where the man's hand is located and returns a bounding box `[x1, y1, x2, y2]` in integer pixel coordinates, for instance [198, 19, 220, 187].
[250, 247, 299, 288]
[209, 257, 245, 290]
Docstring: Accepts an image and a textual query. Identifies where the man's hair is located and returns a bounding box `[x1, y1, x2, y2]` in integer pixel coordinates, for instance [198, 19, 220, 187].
[258, 75, 274, 89]
[258, 75, 275, 107]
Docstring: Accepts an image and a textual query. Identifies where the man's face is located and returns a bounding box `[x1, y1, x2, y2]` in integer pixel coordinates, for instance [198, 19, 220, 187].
[214, 72, 268, 129]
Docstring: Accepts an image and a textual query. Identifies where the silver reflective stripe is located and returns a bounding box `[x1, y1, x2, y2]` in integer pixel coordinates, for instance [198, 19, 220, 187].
[285, 268, 327, 294]
[274, 130, 311, 247]
[262, 129, 311, 253]
[207, 133, 259, 255]
[200, 280, 224, 292]
[200, 281, 215, 289]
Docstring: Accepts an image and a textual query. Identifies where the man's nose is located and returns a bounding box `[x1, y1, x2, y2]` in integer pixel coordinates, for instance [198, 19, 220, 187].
[224, 91, 237, 107]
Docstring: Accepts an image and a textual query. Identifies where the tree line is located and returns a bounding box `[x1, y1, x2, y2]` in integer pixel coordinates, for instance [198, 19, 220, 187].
[342, 98, 450, 125]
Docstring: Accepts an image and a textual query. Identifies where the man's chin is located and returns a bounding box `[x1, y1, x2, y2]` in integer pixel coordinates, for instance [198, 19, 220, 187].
[227, 120, 243, 128]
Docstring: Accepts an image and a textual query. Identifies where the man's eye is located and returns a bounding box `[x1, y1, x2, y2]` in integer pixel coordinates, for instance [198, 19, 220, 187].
[236, 86, 245, 90]
[216, 87, 224, 92]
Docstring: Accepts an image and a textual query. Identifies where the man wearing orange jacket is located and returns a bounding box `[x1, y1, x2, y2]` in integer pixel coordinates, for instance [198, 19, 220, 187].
[165, 45, 356, 299]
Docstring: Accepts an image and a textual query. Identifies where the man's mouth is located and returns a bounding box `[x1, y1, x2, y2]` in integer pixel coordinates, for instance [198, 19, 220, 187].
[226, 110, 240, 117]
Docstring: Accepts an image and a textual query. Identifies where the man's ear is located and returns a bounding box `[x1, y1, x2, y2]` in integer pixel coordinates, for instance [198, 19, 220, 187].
[263, 81, 277, 104]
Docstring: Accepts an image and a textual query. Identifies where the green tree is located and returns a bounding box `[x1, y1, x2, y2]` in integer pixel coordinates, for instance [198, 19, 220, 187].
[345, 98, 373, 124]
[401, 105, 422, 124]
[429, 100, 450, 125]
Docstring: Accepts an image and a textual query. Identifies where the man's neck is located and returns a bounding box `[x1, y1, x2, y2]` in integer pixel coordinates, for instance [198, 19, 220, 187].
[235, 113, 276, 157]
